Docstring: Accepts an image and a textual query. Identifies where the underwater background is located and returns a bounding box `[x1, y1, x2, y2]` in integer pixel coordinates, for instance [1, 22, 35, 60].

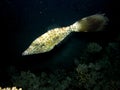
[0, 0, 120, 89]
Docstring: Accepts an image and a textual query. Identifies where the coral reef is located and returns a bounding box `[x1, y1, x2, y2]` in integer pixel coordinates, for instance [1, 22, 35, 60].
[1, 42, 120, 90]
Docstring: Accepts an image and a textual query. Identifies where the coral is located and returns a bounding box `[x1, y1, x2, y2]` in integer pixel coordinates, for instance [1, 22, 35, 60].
[11, 70, 72, 90]
[76, 62, 104, 89]
[8, 42, 120, 90]
[75, 42, 120, 90]
[0, 87, 22, 90]
[12, 71, 40, 90]
[86, 42, 102, 53]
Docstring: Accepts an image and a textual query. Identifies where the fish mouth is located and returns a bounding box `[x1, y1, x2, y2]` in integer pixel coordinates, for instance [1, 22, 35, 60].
[22, 51, 29, 56]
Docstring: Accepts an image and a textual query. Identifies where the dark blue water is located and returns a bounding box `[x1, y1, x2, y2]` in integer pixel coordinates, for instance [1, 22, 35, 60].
[0, 0, 119, 74]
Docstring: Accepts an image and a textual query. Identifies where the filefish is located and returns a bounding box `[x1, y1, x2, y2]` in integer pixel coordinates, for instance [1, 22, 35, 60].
[22, 14, 108, 55]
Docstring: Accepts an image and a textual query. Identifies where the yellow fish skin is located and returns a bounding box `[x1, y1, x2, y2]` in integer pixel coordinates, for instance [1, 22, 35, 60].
[22, 14, 108, 55]
[22, 27, 71, 55]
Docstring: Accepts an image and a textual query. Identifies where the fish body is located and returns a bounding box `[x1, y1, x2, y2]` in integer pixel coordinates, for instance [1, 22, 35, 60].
[22, 27, 71, 55]
[22, 14, 108, 55]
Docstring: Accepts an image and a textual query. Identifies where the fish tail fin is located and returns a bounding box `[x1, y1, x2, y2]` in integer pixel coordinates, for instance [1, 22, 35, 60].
[70, 14, 108, 32]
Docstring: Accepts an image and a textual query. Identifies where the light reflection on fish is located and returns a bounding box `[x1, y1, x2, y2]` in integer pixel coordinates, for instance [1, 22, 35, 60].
[22, 14, 108, 55]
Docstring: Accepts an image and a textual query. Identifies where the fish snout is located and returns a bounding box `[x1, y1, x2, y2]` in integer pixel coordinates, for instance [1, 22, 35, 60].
[22, 50, 29, 56]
